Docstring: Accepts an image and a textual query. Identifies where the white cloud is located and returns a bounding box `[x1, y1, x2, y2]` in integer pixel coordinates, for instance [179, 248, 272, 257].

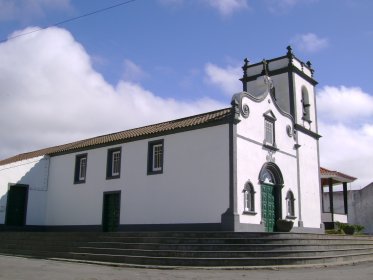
[122, 59, 146, 82]
[266, 0, 318, 13]
[205, 63, 242, 95]
[317, 86, 373, 189]
[362, 124, 373, 137]
[291, 33, 329, 53]
[0, 27, 224, 160]
[202, 0, 249, 16]
[158, 0, 184, 6]
[158, 0, 249, 16]
[0, 0, 72, 22]
[317, 86, 373, 124]
[318, 121, 373, 189]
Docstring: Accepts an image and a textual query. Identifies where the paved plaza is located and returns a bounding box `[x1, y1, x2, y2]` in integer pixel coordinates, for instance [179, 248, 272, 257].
[0, 255, 372, 280]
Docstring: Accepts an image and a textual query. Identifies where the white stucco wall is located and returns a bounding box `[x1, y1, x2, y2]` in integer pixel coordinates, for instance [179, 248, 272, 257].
[324, 185, 373, 234]
[297, 132, 322, 228]
[0, 156, 49, 225]
[235, 93, 300, 227]
[234, 85, 321, 231]
[45, 124, 230, 226]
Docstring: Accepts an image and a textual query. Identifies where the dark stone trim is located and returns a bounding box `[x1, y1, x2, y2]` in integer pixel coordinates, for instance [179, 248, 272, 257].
[242, 52, 313, 74]
[237, 134, 263, 146]
[294, 124, 322, 139]
[50, 118, 231, 158]
[234, 222, 265, 232]
[241, 66, 318, 86]
[3, 222, 312, 232]
[232, 92, 295, 124]
[292, 66, 318, 86]
[302, 116, 312, 123]
[0, 225, 47, 232]
[46, 225, 103, 232]
[119, 223, 222, 232]
[234, 88, 294, 123]
[259, 163, 284, 186]
[147, 139, 164, 175]
[0, 223, 223, 232]
[236, 134, 296, 158]
[263, 143, 278, 152]
[106, 147, 122, 180]
[263, 110, 277, 121]
[221, 110, 239, 231]
[73, 153, 87, 184]
[232, 91, 268, 104]
[286, 215, 297, 220]
[291, 225, 324, 234]
[243, 211, 257, 216]
[288, 69, 296, 121]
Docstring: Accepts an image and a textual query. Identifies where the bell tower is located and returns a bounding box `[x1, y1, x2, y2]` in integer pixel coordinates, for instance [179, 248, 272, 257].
[240, 46, 319, 134]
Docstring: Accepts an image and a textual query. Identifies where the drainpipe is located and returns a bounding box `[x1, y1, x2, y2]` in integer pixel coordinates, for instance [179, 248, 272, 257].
[343, 182, 348, 215]
[294, 132, 303, 227]
[329, 178, 334, 223]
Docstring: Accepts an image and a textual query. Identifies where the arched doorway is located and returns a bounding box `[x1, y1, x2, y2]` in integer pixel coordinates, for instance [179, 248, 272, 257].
[259, 162, 284, 232]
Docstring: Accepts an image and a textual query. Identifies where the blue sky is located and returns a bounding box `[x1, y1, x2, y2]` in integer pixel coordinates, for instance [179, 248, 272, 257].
[0, 0, 372, 188]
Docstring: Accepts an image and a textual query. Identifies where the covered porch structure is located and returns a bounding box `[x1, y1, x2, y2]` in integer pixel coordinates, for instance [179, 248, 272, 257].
[320, 167, 357, 229]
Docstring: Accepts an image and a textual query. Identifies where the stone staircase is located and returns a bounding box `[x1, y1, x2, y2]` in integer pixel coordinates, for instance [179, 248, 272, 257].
[0, 231, 373, 267]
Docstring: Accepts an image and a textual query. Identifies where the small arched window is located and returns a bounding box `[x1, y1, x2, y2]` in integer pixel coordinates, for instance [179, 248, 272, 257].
[286, 190, 296, 218]
[301, 86, 311, 122]
[243, 182, 256, 214]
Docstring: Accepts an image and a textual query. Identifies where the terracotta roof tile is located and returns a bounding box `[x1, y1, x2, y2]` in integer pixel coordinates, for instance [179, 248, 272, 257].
[0, 107, 232, 166]
[320, 167, 356, 182]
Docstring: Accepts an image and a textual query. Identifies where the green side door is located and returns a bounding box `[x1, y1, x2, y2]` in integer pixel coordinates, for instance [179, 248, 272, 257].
[5, 185, 28, 226]
[102, 192, 121, 232]
[261, 184, 276, 232]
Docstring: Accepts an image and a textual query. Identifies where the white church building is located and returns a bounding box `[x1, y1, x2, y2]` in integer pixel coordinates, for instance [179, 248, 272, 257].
[0, 47, 324, 233]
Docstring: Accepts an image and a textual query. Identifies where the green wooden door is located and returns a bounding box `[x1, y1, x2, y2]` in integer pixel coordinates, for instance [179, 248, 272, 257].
[102, 192, 120, 232]
[5, 185, 28, 226]
[261, 184, 276, 232]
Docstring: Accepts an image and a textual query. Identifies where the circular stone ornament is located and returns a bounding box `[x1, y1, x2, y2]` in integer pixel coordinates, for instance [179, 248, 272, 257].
[286, 125, 293, 137]
[242, 104, 250, 118]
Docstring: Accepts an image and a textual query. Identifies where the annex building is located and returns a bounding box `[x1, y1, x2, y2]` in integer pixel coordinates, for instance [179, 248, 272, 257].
[0, 47, 324, 233]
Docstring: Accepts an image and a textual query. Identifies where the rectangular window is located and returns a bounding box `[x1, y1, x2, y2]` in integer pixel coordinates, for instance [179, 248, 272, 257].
[152, 144, 163, 171]
[148, 140, 164, 175]
[107, 147, 121, 179]
[79, 157, 87, 181]
[265, 119, 274, 145]
[112, 151, 121, 176]
[74, 154, 87, 184]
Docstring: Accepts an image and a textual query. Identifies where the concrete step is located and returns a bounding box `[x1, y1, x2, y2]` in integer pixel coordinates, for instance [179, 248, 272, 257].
[73, 246, 373, 258]
[94, 236, 373, 246]
[0, 231, 372, 267]
[68, 251, 373, 267]
[82, 241, 373, 251]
